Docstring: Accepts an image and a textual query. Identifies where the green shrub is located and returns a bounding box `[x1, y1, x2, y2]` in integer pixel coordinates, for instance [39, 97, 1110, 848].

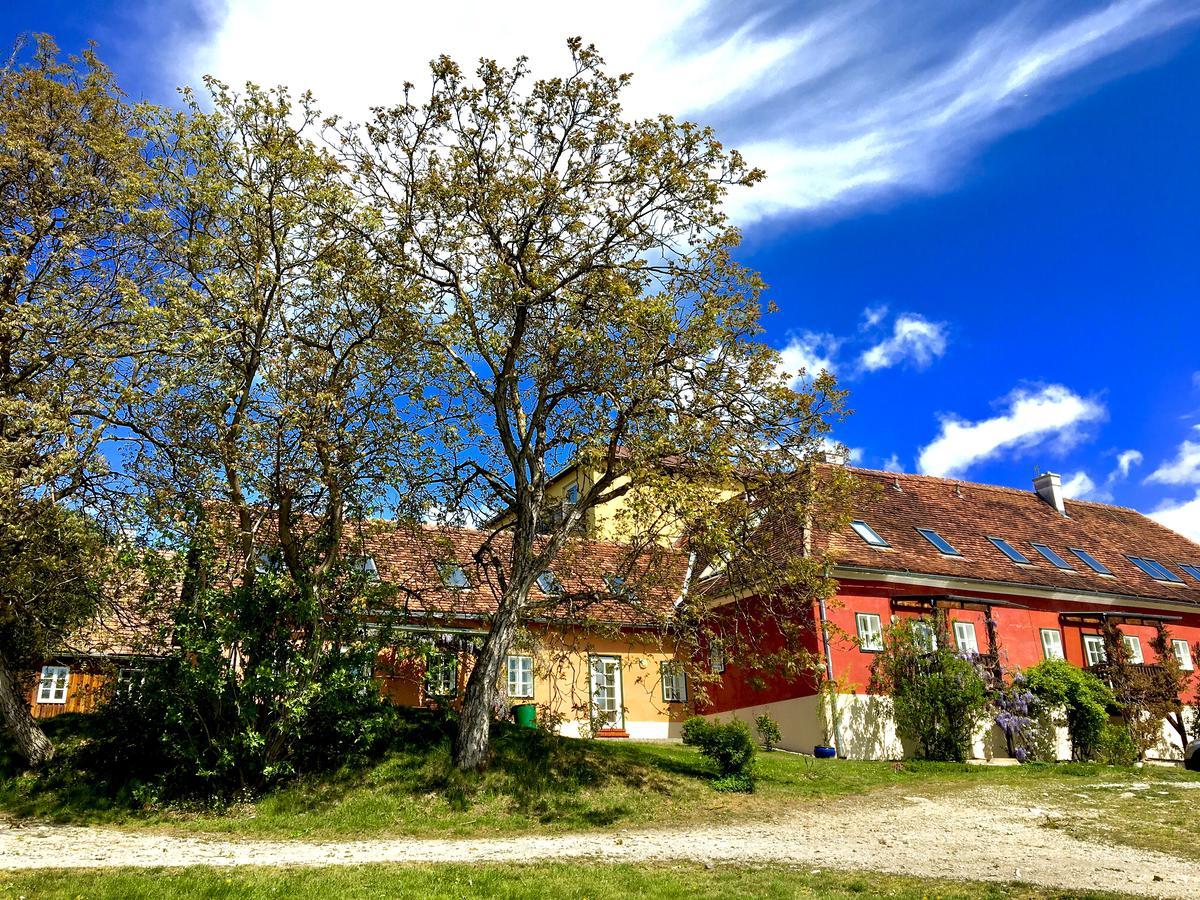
[754, 713, 782, 751]
[679, 716, 756, 789]
[1025, 659, 1115, 762]
[869, 618, 990, 762]
[1097, 723, 1139, 766]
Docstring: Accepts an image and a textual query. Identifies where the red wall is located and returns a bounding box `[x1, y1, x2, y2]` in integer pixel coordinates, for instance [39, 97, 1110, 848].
[703, 578, 1200, 714]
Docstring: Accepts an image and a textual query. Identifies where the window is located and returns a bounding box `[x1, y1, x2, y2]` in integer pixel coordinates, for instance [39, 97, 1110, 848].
[661, 662, 687, 703]
[116, 667, 146, 699]
[507, 655, 534, 698]
[1126, 555, 1184, 583]
[37, 666, 70, 704]
[709, 644, 726, 674]
[425, 653, 458, 697]
[1040, 628, 1065, 660]
[1069, 548, 1111, 575]
[913, 620, 937, 652]
[565, 483, 579, 505]
[1180, 563, 1200, 583]
[1122, 635, 1144, 664]
[988, 537, 1030, 564]
[1082, 634, 1107, 666]
[856, 613, 884, 652]
[604, 573, 631, 595]
[439, 561, 470, 589]
[536, 570, 562, 595]
[953, 621, 979, 654]
[1030, 543, 1073, 570]
[850, 520, 889, 547]
[916, 528, 960, 556]
[355, 556, 380, 580]
[1172, 639, 1194, 671]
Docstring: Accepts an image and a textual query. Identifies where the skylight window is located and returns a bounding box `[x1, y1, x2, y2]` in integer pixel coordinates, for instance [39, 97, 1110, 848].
[1180, 564, 1200, 583]
[987, 537, 1030, 564]
[439, 562, 470, 590]
[1030, 543, 1073, 570]
[536, 570, 562, 595]
[850, 520, 889, 547]
[1068, 548, 1111, 575]
[916, 528, 960, 556]
[1126, 556, 1184, 583]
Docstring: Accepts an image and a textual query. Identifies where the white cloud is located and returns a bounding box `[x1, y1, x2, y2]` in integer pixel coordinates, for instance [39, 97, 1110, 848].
[1061, 471, 1110, 502]
[917, 384, 1105, 479]
[777, 332, 838, 388]
[882, 453, 904, 473]
[1145, 426, 1200, 486]
[179, 0, 1200, 224]
[858, 314, 947, 372]
[1149, 491, 1200, 543]
[1114, 449, 1144, 479]
[860, 304, 889, 329]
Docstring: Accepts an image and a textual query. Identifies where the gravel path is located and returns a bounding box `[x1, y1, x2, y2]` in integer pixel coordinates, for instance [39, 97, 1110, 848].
[2, 786, 1196, 897]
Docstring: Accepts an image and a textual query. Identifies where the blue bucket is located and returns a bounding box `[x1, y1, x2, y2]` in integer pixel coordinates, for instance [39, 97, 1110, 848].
[813, 745, 837, 759]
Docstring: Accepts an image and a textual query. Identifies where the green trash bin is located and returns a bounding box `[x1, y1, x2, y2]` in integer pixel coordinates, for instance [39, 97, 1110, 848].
[513, 703, 537, 729]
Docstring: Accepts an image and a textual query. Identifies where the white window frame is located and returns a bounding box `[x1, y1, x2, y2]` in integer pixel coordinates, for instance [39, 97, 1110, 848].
[37, 666, 70, 705]
[507, 654, 534, 699]
[425, 653, 458, 697]
[709, 644, 726, 674]
[1040, 628, 1065, 661]
[1172, 639, 1194, 671]
[1082, 634, 1107, 666]
[913, 620, 938, 652]
[116, 667, 146, 699]
[1122, 634, 1144, 664]
[856, 613, 884, 652]
[661, 661, 687, 703]
[953, 621, 979, 654]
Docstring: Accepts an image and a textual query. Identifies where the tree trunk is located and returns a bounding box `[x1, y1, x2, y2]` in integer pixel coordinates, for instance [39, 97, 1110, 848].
[0, 653, 54, 767]
[454, 601, 522, 770]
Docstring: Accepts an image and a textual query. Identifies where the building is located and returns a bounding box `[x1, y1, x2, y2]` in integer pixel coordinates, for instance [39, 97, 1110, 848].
[698, 468, 1200, 760]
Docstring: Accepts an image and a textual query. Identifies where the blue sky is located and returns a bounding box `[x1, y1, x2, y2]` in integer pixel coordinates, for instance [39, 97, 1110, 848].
[4, 1, 1200, 538]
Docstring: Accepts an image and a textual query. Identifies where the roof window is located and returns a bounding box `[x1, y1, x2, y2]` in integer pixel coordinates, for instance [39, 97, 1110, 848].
[850, 520, 889, 547]
[536, 570, 562, 595]
[439, 561, 470, 589]
[916, 528, 960, 556]
[1068, 548, 1111, 575]
[1180, 563, 1200, 583]
[1031, 543, 1073, 570]
[987, 537, 1029, 564]
[1126, 556, 1184, 583]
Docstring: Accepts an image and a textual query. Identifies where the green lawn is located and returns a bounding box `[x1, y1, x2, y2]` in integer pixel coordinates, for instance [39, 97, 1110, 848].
[0, 863, 1140, 900]
[3, 712, 1199, 849]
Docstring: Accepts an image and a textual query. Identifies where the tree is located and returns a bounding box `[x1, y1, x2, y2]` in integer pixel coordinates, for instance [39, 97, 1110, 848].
[0, 36, 153, 763]
[345, 41, 848, 769]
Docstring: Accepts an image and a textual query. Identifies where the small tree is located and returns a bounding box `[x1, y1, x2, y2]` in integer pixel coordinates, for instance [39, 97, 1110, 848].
[869, 616, 990, 762]
[754, 713, 781, 751]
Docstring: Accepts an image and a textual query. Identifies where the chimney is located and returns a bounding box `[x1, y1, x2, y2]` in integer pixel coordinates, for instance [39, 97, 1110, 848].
[818, 444, 850, 466]
[1033, 472, 1066, 516]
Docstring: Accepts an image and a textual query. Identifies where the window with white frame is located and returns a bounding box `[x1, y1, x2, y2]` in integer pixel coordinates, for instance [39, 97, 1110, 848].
[37, 666, 70, 704]
[953, 621, 979, 654]
[1122, 635, 1144, 664]
[1082, 634, 1107, 666]
[1172, 639, 1194, 671]
[116, 667, 145, 699]
[507, 654, 534, 698]
[856, 613, 884, 652]
[709, 644, 726, 673]
[661, 662, 687, 703]
[1040, 628, 1065, 660]
[425, 653, 458, 697]
[913, 620, 937, 653]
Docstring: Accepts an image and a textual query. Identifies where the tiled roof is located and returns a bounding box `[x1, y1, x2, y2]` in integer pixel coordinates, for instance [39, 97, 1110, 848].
[820, 467, 1200, 607]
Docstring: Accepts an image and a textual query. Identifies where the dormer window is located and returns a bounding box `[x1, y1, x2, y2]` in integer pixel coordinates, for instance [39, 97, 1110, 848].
[439, 562, 470, 590]
[1031, 543, 1073, 570]
[850, 520, 889, 547]
[1126, 556, 1184, 583]
[916, 528, 960, 556]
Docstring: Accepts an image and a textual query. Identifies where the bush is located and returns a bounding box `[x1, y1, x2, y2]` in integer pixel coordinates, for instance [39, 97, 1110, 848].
[754, 713, 782, 751]
[1025, 659, 1115, 762]
[869, 618, 990, 762]
[679, 716, 756, 790]
[1098, 723, 1139, 767]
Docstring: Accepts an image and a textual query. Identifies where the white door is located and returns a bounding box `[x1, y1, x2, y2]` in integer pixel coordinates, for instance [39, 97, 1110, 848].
[590, 655, 624, 729]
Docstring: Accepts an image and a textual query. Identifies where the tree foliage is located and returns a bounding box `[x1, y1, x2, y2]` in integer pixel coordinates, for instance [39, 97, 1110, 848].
[1025, 658, 1115, 762]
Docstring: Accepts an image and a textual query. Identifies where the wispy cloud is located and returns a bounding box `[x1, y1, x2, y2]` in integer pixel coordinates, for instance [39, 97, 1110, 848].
[1115, 448, 1144, 479]
[917, 383, 1106, 479]
[1061, 470, 1105, 501]
[1149, 491, 1200, 542]
[1145, 425, 1200, 486]
[180, 0, 1200, 224]
[859, 314, 947, 373]
[777, 332, 839, 388]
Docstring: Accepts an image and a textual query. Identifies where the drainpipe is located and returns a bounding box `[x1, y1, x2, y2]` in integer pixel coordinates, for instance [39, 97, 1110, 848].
[817, 583, 844, 757]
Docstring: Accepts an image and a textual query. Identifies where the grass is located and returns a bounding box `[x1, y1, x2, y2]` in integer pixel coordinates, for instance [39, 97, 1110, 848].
[3, 712, 1199, 849]
[0, 863, 1142, 899]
